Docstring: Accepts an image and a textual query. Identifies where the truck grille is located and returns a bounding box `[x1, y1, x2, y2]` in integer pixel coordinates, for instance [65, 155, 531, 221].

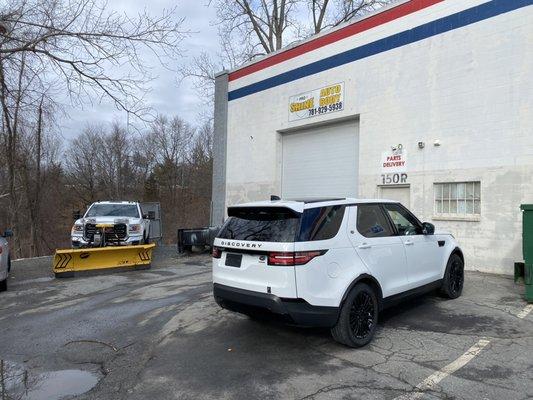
[84, 223, 127, 242]
[84, 223, 97, 241]
[108, 224, 127, 241]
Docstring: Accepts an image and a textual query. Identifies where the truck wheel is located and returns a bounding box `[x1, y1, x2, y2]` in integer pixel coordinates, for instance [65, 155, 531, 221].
[440, 253, 464, 299]
[0, 278, 7, 292]
[143, 232, 150, 244]
[331, 283, 378, 348]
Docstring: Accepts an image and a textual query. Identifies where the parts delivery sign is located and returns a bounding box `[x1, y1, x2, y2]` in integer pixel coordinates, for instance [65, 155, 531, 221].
[289, 83, 344, 122]
[382, 146, 407, 173]
[381, 146, 408, 185]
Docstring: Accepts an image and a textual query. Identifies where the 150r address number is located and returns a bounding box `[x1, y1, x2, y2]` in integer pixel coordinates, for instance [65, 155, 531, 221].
[381, 173, 408, 185]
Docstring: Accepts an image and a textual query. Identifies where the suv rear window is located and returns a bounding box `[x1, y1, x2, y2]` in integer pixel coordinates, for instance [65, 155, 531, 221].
[218, 205, 346, 243]
[298, 205, 345, 241]
[218, 207, 300, 242]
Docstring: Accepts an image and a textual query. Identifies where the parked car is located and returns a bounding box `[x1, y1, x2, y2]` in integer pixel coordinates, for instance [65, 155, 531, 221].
[0, 229, 13, 292]
[71, 201, 151, 248]
[212, 198, 464, 347]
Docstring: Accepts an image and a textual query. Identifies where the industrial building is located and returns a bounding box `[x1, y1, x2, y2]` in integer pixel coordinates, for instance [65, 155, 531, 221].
[211, 0, 532, 274]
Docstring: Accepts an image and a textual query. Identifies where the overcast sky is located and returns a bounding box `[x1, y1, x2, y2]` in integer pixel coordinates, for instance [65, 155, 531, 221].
[58, 0, 219, 140]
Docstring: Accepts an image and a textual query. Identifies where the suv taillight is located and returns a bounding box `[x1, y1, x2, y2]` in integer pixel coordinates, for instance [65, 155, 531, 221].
[268, 251, 324, 266]
[212, 246, 222, 259]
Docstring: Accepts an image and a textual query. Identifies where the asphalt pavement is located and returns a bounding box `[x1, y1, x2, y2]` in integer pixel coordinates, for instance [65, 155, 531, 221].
[0, 246, 531, 400]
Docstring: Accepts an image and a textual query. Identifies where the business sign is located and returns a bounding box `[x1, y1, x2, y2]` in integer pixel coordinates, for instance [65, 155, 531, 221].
[381, 145, 408, 185]
[288, 82, 344, 122]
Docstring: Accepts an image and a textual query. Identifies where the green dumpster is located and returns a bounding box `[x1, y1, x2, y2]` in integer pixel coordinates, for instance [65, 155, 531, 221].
[519, 204, 533, 302]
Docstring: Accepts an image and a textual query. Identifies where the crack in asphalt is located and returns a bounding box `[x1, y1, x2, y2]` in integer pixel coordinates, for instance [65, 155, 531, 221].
[297, 382, 449, 400]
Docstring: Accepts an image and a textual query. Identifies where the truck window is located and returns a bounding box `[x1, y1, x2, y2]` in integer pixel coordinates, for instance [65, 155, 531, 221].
[85, 204, 140, 218]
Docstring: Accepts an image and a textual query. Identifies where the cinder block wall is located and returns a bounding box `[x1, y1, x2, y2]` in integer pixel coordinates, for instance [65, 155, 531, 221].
[217, 0, 532, 274]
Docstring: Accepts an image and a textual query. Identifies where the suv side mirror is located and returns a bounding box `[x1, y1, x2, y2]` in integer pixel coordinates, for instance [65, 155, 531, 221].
[73, 210, 81, 220]
[142, 214, 149, 219]
[422, 222, 435, 235]
[2, 229, 13, 238]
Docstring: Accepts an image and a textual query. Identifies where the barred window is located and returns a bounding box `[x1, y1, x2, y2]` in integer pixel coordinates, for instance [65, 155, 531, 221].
[434, 182, 481, 216]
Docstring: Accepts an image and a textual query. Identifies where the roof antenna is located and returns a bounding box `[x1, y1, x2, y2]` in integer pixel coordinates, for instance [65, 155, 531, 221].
[270, 195, 281, 201]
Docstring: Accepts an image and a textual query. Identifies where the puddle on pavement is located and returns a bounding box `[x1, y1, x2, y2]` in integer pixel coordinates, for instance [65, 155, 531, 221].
[0, 359, 100, 400]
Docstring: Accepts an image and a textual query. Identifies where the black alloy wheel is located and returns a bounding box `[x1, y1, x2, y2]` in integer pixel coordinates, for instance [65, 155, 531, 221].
[331, 282, 379, 347]
[441, 253, 464, 299]
[349, 291, 375, 339]
[449, 258, 464, 296]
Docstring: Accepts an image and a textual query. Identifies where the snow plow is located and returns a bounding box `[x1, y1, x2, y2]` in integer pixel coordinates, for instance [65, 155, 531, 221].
[53, 242, 155, 278]
[53, 201, 160, 277]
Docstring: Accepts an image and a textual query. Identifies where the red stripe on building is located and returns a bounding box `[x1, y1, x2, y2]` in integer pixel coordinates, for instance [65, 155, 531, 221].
[228, 0, 443, 82]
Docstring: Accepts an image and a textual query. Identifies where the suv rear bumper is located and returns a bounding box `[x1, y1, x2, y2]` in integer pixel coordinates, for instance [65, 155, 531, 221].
[213, 283, 339, 328]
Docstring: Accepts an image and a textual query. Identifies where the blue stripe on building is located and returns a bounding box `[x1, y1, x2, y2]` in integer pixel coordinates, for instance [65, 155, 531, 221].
[228, 0, 532, 101]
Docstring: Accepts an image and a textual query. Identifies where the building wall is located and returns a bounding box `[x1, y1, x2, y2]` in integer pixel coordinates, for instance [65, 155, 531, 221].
[220, 0, 533, 274]
[211, 72, 229, 226]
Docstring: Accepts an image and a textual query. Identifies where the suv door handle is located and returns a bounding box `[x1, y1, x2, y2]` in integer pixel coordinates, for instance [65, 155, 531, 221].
[358, 243, 371, 249]
[404, 240, 414, 246]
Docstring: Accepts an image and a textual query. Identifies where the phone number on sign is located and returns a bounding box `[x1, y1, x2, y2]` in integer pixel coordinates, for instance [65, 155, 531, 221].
[308, 102, 343, 117]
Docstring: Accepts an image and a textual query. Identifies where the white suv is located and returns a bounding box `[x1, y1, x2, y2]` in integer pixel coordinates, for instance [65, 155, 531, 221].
[212, 198, 464, 347]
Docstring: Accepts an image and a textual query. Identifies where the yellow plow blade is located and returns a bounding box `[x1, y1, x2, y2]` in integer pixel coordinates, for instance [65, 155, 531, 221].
[53, 244, 156, 277]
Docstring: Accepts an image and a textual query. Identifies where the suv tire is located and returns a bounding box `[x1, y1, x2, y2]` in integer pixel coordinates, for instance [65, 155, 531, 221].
[440, 253, 464, 299]
[331, 283, 378, 348]
[0, 278, 6, 292]
[7, 256, 11, 273]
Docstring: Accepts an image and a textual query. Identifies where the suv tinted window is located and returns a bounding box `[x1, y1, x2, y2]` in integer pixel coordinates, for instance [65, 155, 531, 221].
[357, 205, 394, 238]
[298, 206, 345, 241]
[218, 207, 299, 242]
[382, 203, 422, 236]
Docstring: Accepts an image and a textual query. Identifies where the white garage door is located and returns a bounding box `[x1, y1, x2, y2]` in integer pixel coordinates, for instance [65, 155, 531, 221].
[281, 120, 359, 199]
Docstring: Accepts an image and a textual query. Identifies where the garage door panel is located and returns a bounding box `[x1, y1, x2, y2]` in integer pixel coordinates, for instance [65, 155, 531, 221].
[281, 120, 359, 199]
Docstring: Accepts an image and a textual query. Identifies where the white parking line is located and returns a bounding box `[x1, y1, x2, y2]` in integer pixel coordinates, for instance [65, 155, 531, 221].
[517, 304, 533, 319]
[394, 339, 491, 400]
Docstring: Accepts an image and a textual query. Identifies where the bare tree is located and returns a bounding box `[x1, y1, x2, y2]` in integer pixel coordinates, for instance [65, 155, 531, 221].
[309, 0, 391, 34]
[66, 124, 105, 204]
[64, 116, 210, 243]
[0, 0, 186, 117]
[215, 0, 300, 58]
[182, 0, 392, 115]
[0, 0, 187, 256]
[215, 0, 392, 55]
[149, 115, 195, 206]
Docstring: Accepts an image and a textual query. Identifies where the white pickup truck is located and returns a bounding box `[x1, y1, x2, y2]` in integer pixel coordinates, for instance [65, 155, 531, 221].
[71, 201, 151, 248]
